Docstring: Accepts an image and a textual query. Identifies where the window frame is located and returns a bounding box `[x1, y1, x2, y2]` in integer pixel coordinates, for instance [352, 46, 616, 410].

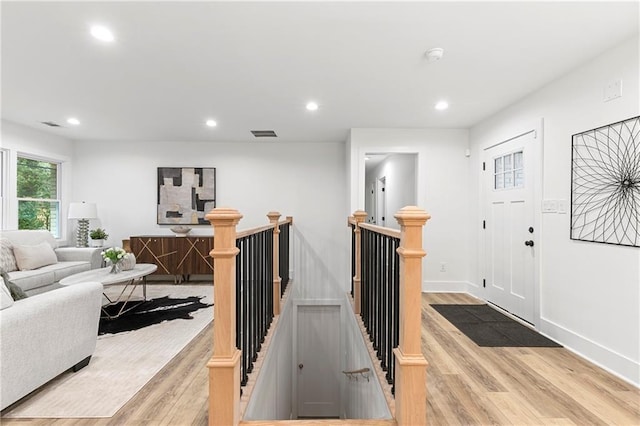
[16, 153, 62, 238]
[493, 149, 524, 191]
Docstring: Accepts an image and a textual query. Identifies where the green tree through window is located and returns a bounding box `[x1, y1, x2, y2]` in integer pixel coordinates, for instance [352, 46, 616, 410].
[17, 157, 60, 237]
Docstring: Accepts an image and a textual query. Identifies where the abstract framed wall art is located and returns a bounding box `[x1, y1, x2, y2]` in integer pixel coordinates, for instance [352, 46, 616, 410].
[157, 167, 216, 225]
[570, 116, 639, 247]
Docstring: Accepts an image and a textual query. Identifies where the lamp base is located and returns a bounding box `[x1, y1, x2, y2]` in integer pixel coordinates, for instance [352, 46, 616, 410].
[76, 219, 90, 247]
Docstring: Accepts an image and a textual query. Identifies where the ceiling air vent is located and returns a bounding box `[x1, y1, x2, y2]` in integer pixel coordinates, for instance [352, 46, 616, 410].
[251, 130, 277, 138]
[41, 121, 62, 127]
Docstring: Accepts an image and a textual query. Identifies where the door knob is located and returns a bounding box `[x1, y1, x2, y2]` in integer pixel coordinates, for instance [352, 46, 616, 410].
[298, 364, 304, 369]
[525, 240, 534, 247]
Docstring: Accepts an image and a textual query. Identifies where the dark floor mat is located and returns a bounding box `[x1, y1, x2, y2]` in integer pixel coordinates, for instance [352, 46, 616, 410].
[431, 304, 561, 347]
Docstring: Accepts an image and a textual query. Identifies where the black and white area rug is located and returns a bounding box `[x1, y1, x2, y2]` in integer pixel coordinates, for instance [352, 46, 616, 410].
[431, 304, 561, 348]
[99, 295, 213, 335]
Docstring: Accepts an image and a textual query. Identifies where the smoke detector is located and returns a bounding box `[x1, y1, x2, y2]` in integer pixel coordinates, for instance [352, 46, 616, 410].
[425, 48, 444, 62]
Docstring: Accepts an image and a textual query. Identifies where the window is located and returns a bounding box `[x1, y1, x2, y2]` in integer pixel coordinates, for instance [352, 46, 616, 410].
[17, 156, 61, 237]
[494, 151, 524, 190]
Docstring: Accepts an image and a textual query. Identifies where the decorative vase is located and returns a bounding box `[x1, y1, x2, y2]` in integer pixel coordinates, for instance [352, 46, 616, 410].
[120, 253, 136, 271]
[109, 261, 121, 274]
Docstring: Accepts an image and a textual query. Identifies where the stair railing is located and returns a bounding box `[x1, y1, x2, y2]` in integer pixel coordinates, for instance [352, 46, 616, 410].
[350, 207, 430, 426]
[206, 209, 292, 426]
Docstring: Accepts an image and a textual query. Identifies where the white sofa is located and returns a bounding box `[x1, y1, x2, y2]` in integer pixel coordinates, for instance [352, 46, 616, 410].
[0, 230, 103, 296]
[0, 279, 103, 410]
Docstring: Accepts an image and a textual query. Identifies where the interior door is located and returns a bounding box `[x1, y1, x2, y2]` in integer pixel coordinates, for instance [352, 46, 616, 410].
[484, 131, 536, 324]
[377, 177, 386, 227]
[297, 305, 341, 418]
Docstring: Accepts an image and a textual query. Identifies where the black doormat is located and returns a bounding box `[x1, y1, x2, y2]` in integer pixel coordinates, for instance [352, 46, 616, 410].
[99, 296, 213, 335]
[430, 304, 561, 347]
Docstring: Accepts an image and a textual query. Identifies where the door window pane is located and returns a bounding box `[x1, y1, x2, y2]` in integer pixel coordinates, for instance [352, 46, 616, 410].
[514, 151, 523, 169]
[504, 171, 514, 188]
[494, 151, 524, 190]
[515, 169, 524, 187]
[504, 153, 513, 171]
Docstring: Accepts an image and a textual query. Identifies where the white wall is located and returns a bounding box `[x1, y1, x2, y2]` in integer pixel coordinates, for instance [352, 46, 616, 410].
[341, 295, 391, 419]
[72, 139, 349, 291]
[365, 154, 417, 229]
[348, 128, 470, 291]
[1, 120, 75, 244]
[244, 291, 294, 420]
[469, 35, 640, 386]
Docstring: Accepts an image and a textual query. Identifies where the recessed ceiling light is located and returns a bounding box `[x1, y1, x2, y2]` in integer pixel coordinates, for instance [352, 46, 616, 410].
[435, 100, 449, 111]
[67, 117, 80, 126]
[306, 101, 319, 111]
[205, 119, 217, 127]
[365, 157, 370, 161]
[90, 25, 115, 42]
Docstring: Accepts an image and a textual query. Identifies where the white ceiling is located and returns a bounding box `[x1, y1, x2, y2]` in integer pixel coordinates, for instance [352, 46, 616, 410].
[2, 1, 638, 143]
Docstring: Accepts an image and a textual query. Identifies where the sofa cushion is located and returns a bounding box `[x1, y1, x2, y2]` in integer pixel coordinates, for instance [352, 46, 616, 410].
[0, 238, 17, 272]
[13, 242, 57, 271]
[0, 230, 58, 250]
[7, 269, 56, 293]
[45, 261, 92, 282]
[0, 268, 28, 301]
[0, 278, 13, 310]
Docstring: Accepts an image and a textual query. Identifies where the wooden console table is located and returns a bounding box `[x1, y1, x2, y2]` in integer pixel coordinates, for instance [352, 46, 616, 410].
[130, 235, 214, 283]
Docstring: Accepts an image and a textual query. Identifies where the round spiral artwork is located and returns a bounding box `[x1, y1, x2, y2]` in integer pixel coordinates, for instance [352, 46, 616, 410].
[571, 116, 640, 247]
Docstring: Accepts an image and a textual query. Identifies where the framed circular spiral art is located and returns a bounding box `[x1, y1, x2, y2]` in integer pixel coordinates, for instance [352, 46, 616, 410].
[571, 115, 639, 247]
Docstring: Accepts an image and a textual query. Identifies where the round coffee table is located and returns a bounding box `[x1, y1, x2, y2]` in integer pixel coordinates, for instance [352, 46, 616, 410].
[60, 263, 158, 319]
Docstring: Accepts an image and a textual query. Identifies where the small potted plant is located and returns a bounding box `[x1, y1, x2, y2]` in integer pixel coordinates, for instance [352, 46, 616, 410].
[89, 228, 109, 247]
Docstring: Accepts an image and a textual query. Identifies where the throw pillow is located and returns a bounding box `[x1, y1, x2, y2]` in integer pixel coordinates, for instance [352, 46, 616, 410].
[0, 238, 17, 272]
[0, 268, 28, 300]
[0, 277, 14, 310]
[13, 241, 57, 271]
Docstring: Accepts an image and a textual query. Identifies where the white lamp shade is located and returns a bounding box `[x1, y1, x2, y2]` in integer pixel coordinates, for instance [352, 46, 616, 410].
[68, 202, 98, 219]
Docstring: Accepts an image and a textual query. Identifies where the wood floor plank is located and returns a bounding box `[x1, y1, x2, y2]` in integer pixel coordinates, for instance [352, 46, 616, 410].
[2, 292, 638, 425]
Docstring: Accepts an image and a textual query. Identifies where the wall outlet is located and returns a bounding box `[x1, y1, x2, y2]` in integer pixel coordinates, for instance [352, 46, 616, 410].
[558, 199, 568, 214]
[604, 79, 622, 102]
[440, 262, 446, 272]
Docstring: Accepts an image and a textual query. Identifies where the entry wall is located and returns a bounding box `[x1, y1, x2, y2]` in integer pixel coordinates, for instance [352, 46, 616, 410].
[469, 35, 640, 386]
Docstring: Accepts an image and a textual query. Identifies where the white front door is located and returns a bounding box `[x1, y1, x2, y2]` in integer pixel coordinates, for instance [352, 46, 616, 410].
[297, 305, 341, 418]
[484, 131, 536, 324]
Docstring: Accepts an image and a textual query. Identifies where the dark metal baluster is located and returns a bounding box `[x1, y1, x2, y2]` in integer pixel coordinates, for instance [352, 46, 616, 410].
[258, 231, 264, 353]
[373, 232, 380, 349]
[391, 237, 400, 394]
[377, 235, 386, 361]
[268, 228, 274, 324]
[361, 229, 367, 329]
[380, 236, 387, 367]
[350, 223, 355, 297]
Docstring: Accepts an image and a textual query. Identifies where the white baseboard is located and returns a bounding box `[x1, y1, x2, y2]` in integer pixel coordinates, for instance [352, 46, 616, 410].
[423, 280, 469, 293]
[539, 317, 640, 388]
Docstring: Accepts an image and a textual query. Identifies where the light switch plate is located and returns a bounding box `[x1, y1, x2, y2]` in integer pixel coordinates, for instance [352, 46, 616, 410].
[543, 199, 558, 213]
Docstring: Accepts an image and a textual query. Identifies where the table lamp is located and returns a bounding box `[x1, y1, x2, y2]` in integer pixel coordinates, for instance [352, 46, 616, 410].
[68, 202, 98, 247]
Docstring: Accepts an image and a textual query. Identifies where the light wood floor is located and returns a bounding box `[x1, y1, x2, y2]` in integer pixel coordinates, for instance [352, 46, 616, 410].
[2, 293, 638, 425]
